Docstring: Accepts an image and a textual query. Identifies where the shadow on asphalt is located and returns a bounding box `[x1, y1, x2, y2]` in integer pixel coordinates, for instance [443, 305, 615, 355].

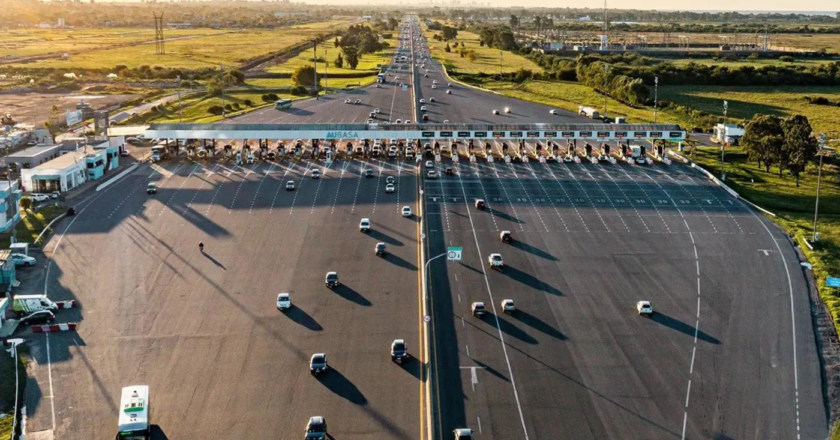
[472, 356, 510, 383]
[492, 313, 538, 344]
[285, 307, 323, 331]
[316, 367, 368, 405]
[150, 425, 170, 440]
[398, 356, 421, 380]
[382, 253, 418, 271]
[511, 310, 567, 340]
[486, 207, 523, 225]
[457, 262, 484, 276]
[499, 265, 564, 296]
[650, 313, 720, 344]
[367, 229, 404, 246]
[332, 284, 372, 306]
[510, 240, 558, 261]
[202, 251, 227, 270]
[463, 316, 682, 438]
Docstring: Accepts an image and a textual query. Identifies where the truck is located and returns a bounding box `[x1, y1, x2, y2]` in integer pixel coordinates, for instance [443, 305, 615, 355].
[150, 145, 166, 163]
[578, 106, 600, 119]
[377, 72, 386, 84]
[13, 294, 58, 313]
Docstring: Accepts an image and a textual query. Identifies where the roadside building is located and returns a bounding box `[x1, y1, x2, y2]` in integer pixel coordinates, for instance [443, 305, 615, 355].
[19, 143, 119, 194]
[713, 123, 745, 145]
[0, 182, 22, 234]
[0, 250, 17, 294]
[5, 144, 63, 172]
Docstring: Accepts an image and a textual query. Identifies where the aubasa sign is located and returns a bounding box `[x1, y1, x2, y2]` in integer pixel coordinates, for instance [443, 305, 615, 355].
[326, 131, 360, 139]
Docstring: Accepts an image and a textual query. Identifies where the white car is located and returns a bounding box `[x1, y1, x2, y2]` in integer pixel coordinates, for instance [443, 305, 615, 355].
[286, 181, 295, 190]
[443, 120, 450, 123]
[487, 253, 504, 268]
[385, 183, 395, 193]
[366, 118, 375, 124]
[345, 99, 351, 104]
[276, 293, 291, 310]
[419, 99, 425, 104]
[354, 99, 361, 104]
[312, 169, 321, 179]
[431, 84, 437, 89]
[550, 109, 557, 114]
[374, 108, 380, 114]
[637, 301, 653, 316]
[395, 119, 402, 124]
[501, 299, 516, 313]
[360, 218, 371, 232]
[429, 97, 435, 102]
[424, 160, 434, 168]
[30, 194, 49, 202]
[504, 107, 511, 114]
[432, 80, 438, 84]
[404, 120, 411, 124]
[446, 90, 452, 95]
[401, 206, 412, 217]
[447, 82, 451, 87]
[426, 170, 438, 179]
[10, 253, 35, 267]
[420, 106, 427, 112]
[492, 109, 499, 115]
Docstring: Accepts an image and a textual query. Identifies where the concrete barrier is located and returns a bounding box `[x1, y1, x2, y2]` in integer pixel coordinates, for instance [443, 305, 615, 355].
[96, 163, 139, 192]
[32, 323, 77, 333]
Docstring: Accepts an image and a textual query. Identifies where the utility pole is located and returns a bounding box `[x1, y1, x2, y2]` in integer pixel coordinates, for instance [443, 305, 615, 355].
[324, 48, 328, 94]
[498, 50, 502, 92]
[653, 76, 658, 123]
[313, 39, 319, 98]
[221, 63, 226, 118]
[721, 100, 728, 165]
[603, 64, 609, 122]
[812, 133, 826, 243]
[177, 75, 182, 122]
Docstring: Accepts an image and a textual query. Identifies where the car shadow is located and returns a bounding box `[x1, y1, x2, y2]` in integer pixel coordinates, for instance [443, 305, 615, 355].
[500, 265, 564, 296]
[650, 312, 720, 344]
[511, 310, 567, 340]
[150, 425, 170, 440]
[486, 207, 523, 224]
[382, 253, 418, 271]
[510, 240, 558, 261]
[398, 355, 421, 380]
[367, 229, 404, 246]
[458, 262, 484, 276]
[316, 367, 368, 405]
[491, 313, 538, 344]
[332, 284, 372, 306]
[472, 357, 510, 382]
[285, 307, 323, 331]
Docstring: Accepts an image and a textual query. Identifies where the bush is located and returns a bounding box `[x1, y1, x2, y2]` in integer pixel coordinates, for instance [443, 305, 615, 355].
[268, 93, 279, 101]
[244, 99, 253, 106]
[779, 55, 796, 62]
[261, 94, 270, 102]
[207, 105, 224, 115]
[224, 104, 233, 111]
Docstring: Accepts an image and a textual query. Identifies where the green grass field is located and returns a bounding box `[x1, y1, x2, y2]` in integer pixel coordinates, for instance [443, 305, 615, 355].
[423, 29, 542, 75]
[666, 58, 838, 68]
[660, 85, 840, 135]
[688, 146, 840, 337]
[5, 21, 353, 70]
[119, 89, 300, 124]
[266, 37, 397, 75]
[246, 77, 376, 91]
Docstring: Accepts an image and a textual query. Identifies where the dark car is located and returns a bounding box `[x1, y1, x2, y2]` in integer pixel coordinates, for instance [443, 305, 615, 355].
[500, 230, 512, 243]
[305, 416, 328, 440]
[375, 242, 387, 256]
[20, 310, 55, 325]
[325, 271, 339, 288]
[310, 353, 328, 375]
[474, 199, 486, 210]
[364, 169, 374, 178]
[444, 167, 454, 175]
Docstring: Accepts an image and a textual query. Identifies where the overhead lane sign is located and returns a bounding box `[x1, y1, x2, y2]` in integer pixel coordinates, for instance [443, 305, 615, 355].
[447, 246, 463, 261]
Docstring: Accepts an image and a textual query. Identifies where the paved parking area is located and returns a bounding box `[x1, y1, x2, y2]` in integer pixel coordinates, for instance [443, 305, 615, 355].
[25, 157, 422, 440]
[423, 159, 827, 439]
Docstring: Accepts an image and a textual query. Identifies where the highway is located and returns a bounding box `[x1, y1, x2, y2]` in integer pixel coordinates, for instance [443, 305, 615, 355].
[407, 16, 828, 440]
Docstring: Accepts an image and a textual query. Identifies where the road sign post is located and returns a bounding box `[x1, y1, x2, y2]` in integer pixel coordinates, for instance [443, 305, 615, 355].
[447, 246, 463, 261]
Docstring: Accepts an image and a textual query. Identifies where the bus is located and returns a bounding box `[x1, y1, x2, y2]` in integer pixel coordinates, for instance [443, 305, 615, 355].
[377, 73, 386, 84]
[117, 385, 150, 440]
[274, 98, 293, 110]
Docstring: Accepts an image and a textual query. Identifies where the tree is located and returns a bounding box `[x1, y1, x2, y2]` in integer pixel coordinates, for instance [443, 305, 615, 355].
[291, 65, 319, 87]
[509, 14, 519, 30]
[19, 196, 32, 213]
[442, 25, 458, 40]
[342, 46, 360, 70]
[781, 115, 818, 186]
[206, 76, 223, 96]
[467, 50, 476, 62]
[445, 43, 451, 53]
[741, 114, 784, 173]
[387, 17, 399, 30]
[534, 15, 542, 38]
[335, 52, 344, 69]
[494, 29, 517, 50]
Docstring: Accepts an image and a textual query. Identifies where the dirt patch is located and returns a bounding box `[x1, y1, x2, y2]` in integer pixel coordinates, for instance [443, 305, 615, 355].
[2, 92, 139, 128]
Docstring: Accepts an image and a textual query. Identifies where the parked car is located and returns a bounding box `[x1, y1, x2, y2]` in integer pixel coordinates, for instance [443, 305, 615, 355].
[19, 310, 55, 325]
[10, 253, 35, 267]
[276, 293, 291, 310]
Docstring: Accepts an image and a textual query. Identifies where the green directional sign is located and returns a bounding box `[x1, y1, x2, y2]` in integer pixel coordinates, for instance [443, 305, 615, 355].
[447, 246, 463, 261]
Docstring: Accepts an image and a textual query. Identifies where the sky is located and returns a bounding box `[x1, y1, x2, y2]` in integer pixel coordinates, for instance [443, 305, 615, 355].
[66, 0, 838, 13]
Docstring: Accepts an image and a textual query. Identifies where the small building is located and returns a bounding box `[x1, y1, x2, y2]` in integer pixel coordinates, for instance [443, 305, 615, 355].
[166, 22, 192, 29]
[20, 143, 119, 194]
[713, 123, 745, 145]
[0, 183, 22, 234]
[6, 144, 63, 171]
[0, 250, 16, 294]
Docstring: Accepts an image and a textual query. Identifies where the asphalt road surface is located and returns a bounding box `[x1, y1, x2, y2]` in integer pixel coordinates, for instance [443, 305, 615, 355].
[422, 155, 827, 439]
[24, 155, 422, 440]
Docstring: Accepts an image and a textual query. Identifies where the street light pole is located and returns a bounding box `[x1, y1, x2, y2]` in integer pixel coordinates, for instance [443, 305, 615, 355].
[653, 76, 658, 123]
[498, 50, 502, 92]
[177, 75, 182, 122]
[313, 39, 319, 98]
[221, 62, 226, 119]
[812, 133, 826, 243]
[324, 48, 328, 95]
[721, 100, 728, 165]
[603, 64, 609, 122]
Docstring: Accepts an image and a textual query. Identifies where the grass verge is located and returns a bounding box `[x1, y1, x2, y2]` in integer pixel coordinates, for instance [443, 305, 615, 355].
[0, 345, 28, 439]
[266, 37, 398, 75]
[423, 28, 542, 75]
[15, 205, 68, 246]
